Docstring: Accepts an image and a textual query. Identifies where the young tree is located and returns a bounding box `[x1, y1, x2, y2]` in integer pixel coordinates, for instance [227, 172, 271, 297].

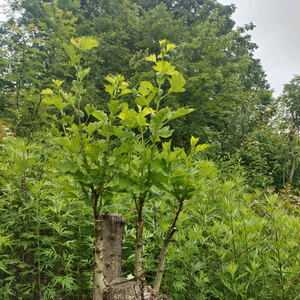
[43, 37, 216, 298]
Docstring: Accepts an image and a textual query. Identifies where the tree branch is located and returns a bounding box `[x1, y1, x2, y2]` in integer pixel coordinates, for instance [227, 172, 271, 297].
[255, 273, 300, 290]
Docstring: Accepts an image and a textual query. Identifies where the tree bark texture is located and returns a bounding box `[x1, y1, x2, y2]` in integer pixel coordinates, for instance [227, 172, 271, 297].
[104, 278, 143, 300]
[143, 285, 173, 300]
[104, 280, 173, 300]
[93, 213, 126, 300]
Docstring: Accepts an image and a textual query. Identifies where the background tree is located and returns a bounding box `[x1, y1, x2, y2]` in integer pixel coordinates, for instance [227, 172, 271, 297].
[0, 2, 77, 134]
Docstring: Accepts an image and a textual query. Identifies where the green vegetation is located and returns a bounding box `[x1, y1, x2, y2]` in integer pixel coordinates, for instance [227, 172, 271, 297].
[1, 0, 300, 299]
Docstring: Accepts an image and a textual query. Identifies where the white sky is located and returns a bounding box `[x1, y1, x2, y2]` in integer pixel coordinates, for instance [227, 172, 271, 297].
[218, 0, 300, 97]
[1, 0, 299, 97]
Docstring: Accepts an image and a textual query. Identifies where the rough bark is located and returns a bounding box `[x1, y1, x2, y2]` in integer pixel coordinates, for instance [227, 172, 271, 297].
[143, 285, 173, 300]
[104, 281, 173, 300]
[93, 213, 126, 300]
[104, 278, 143, 300]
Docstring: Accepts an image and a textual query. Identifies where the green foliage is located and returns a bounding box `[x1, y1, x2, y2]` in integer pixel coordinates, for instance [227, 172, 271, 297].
[119, 169, 300, 300]
[0, 136, 95, 299]
[2, 1, 300, 299]
[0, 1, 77, 135]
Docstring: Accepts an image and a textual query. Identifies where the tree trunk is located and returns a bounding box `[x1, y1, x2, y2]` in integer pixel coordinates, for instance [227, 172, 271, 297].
[93, 213, 126, 300]
[92, 213, 173, 300]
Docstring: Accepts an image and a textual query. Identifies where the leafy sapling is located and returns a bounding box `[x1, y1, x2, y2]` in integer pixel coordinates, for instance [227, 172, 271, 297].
[41, 37, 131, 299]
[152, 137, 216, 292]
[107, 40, 210, 287]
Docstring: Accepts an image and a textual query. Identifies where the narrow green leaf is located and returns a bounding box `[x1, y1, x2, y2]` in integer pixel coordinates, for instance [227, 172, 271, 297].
[63, 43, 76, 62]
[168, 108, 195, 121]
[196, 144, 208, 152]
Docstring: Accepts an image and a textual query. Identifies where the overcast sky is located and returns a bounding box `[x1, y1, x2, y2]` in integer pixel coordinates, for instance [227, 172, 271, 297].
[1, 0, 299, 97]
[218, 0, 300, 97]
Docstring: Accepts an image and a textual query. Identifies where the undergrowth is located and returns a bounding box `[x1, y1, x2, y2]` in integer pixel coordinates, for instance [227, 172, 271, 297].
[1, 136, 300, 299]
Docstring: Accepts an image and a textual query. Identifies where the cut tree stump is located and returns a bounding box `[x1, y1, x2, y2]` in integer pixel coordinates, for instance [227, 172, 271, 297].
[93, 213, 126, 300]
[92, 213, 173, 300]
[104, 278, 143, 300]
[104, 279, 173, 300]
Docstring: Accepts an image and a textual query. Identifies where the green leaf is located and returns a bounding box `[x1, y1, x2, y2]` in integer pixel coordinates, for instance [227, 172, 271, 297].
[87, 122, 100, 136]
[120, 88, 131, 96]
[103, 200, 112, 207]
[107, 100, 127, 115]
[69, 138, 80, 153]
[135, 92, 156, 107]
[70, 38, 79, 48]
[61, 92, 75, 106]
[196, 144, 208, 152]
[153, 61, 173, 74]
[104, 84, 114, 96]
[79, 36, 98, 51]
[60, 115, 74, 126]
[63, 43, 76, 62]
[50, 124, 62, 137]
[227, 261, 238, 277]
[41, 88, 53, 95]
[50, 95, 69, 111]
[79, 67, 90, 81]
[93, 110, 108, 122]
[190, 136, 199, 148]
[154, 182, 170, 193]
[85, 144, 101, 160]
[113, 127, 122, 138]
[166, 43, 176, 52]
[42, 96, 55, 105]
[85, 104, 96, 117]
[83, 174, 94, 184]
[56, 159, 79, 173]
[146, 54, 156, 62]
[138, 81, 154, 96]
[58, 137, 80, 153]
[72, 53, 83, 65]
[75, 109, 85, 118]
[159, 39, 167, 48]
[52, 79, 64, 88]
[168, 73, 186, 93]
[157, 126, 174, 138]
[168, 108, 195, 121]
[151, 108, 171, 130]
